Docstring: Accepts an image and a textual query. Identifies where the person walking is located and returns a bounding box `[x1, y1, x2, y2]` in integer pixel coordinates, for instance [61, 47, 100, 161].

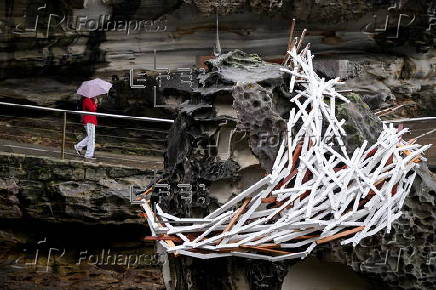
[74, 96, 98, 159]
[74, 78, 112, 160]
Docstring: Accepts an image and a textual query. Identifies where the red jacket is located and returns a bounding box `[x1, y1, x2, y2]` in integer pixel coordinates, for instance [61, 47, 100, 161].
[82, 97, 98, 125]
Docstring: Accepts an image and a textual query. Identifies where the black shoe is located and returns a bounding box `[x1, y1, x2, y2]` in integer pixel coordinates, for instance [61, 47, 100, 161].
[74, 145, 82, 156]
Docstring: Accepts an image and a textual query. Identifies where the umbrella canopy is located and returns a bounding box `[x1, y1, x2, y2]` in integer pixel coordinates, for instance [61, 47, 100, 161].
[77, 78, 112, 98]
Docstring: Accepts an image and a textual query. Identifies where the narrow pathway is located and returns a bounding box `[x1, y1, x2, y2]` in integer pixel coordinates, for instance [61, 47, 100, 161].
[0, 139, 163, 170]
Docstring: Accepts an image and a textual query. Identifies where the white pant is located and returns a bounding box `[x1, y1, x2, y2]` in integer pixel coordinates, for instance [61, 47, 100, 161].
[75, 123, 95, 158]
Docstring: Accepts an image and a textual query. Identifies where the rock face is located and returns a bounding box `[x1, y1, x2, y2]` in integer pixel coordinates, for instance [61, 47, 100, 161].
[320, 165, 436, 290]
[162, 50, 289, 216]
[0, 0, 435, 289]
[157, 49, 436, 290]
[334, 54, 436, 119]
[159, 50, 291, 289]
[0, 152, 165, 289]
[232, 82, 286, 170]
[0, 152, 153, 224]
[336, 93, 383, 153]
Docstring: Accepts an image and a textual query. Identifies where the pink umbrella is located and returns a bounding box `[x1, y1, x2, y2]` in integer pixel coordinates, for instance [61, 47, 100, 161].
[76, 78, 112, 98]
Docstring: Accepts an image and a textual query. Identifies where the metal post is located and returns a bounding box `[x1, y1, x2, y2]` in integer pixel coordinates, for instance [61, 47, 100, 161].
[61, 112, 67, 159]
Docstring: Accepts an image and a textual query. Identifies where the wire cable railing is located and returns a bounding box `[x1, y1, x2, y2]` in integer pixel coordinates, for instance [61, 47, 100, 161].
[0, 101, 174, 123]
[0, 113, 170, 134]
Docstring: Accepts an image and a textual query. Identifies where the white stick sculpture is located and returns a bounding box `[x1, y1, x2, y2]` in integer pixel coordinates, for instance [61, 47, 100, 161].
[140, 33, 431, 261]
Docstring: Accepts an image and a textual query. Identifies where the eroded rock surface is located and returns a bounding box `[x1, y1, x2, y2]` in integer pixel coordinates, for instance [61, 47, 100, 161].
[0, 152, 154, 224]
[233, 82, 286, 170]
[158, 49, 435, 290]
[0, 152, 164, 289]
[336, 93, 384, 153]
[319, 165, 436, 290]
[315, 53, 436, 118]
